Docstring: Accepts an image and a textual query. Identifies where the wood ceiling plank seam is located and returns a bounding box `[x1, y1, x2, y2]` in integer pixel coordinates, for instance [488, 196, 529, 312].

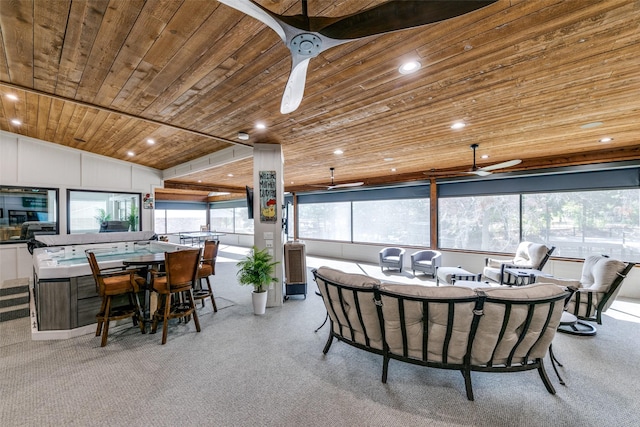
[94, 0, 185, 106]
[322, 1, 617, 100]
[0, 23, 11, 81]
[70, 106, 102, 147]
[53, 0, 109, 99]
[52, 100, 76, 142]
[60, 103, 87, 147]
[75, 109, 112, 147]
[141, 20, 284, 120]
[302, 5, 632, 121]
[23, 90, 39, 135]
[305, 0, 511, 90]
[113, 2, 238, 115]
[35, 93, 51, 141]
[75, 0, 146, 103]
[98, 117, 141, 158]
[0, 0, 34, 87]
[32, 0, 69, 93]
[127, 9, 242, 109]
[43, 96, 64, 142]
[81, 111, 122, 153]
[292, 30, 640, 143]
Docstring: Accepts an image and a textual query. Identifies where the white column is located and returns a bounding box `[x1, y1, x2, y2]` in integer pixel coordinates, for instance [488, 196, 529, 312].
[252, 143, 285, 307]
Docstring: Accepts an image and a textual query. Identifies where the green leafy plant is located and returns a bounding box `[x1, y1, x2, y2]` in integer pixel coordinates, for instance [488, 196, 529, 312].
[128, 205, 139, 231]
[236, 246, 279, 293]
[94, 208, 111, 224]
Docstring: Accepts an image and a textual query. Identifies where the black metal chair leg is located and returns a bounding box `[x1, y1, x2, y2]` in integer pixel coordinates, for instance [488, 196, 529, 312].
[548, 344, 565, 386]
[314, 312, 329, 333]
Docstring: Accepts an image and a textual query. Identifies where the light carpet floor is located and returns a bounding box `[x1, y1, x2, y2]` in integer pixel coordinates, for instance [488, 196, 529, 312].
[1, 245, 639, 426]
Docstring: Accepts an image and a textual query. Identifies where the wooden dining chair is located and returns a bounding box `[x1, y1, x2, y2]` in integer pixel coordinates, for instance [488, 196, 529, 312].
[86, 250, 146, 347]
[195, 240, 219, 311]
[150, 248, 202, 345]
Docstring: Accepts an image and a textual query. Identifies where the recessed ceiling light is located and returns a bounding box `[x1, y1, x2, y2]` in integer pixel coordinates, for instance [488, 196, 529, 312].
[581, 121, 603, 129]
[383, 157, 394, 161]
[334, 149, 343, 155]
[481, 154, 489, 159]
[197, 180, 202, 183]
[10, 119, 21, 126]
[147, 138, 155, 145]
[255, 122, 266, 130]
[399, 61, 421, 75]
[6, 94, 18, 101]
[127, 151, 135, 157]
[391, 168, 397, 172]
[227, 173, 234, 177]
[238, 132, 249, 140]
[451, 122, 466, 130]
[599, 137, 613, 143]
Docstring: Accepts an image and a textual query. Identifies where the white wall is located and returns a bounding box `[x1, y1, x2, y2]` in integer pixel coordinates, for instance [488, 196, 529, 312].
[0, 130, 163, 284]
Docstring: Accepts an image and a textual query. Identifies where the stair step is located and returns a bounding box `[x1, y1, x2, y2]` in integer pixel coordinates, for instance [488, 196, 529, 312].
[0, 295, 29, 309]
[0, 285, 29, 297]
[0, 306, 30, 322]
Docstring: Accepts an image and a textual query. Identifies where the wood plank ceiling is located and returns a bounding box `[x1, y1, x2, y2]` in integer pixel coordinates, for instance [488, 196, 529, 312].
[1, 0, 639, 199]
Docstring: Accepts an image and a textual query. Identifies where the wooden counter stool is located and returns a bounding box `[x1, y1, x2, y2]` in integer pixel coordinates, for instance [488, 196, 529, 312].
[86, 250, 146, 347]
[150, 249, 201, 345]
[194, 240, 219, 311]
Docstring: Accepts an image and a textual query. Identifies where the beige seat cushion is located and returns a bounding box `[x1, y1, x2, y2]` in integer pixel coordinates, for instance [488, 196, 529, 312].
[315, 267, 383, 350]
[378, 284, 477, 364]
[470, 284, 566, 366]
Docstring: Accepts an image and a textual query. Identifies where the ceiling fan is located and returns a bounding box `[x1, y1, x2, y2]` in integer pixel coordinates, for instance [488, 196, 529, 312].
[312, 167, 364, 190]
[218, 0, 497, 114]
[426, 144, 522, 177]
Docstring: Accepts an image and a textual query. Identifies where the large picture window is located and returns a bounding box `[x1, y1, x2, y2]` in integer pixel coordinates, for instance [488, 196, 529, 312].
[68, 190, 140, 234]
[439, 195, 520, 251]
[353, 198, 429, 246]
[154, 209, 207, 234]
[0, 186, 58, 242]
[523, 189, 640, 261]
[298, 202, 351, 241]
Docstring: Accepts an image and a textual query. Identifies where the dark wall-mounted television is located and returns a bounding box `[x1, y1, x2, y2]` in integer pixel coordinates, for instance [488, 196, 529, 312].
[245, 186, 254, 219]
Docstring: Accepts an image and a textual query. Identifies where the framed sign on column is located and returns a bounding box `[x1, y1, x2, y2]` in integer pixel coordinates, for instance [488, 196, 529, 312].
[259, 171, 277, 223]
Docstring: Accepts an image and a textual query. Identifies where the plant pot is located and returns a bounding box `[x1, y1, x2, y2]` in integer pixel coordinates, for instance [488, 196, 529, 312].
[252, 290, 268, 315]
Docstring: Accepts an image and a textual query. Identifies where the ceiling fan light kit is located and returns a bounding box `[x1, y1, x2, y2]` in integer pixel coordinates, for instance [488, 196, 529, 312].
[218, 0, 498, 114]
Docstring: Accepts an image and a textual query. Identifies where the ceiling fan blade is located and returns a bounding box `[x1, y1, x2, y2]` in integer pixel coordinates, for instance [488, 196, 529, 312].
[327, 182, 365, 190]
[478, 159, 522, 172]
[317, 1, 497, 40]
[465, 170, 493, 177]
[217, 0, 286, 42]
[281, 57, 310, 114]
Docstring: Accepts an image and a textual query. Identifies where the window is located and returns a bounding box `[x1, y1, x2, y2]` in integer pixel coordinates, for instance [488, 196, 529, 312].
[439, 195, 520, 251]
[353, 198, 429, 245]
[523, 189, 640, 261]
[298, 202, 351, 241]
[210, 208, 234, 233]
[164, 209, 206, 233]
[68, 190, 139, 234]
[0, 186, 58, 242]
[234, 207, 254, 234]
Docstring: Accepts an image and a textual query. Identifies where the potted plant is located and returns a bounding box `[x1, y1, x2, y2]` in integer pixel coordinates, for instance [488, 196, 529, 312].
[236, 246, 279, 315]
